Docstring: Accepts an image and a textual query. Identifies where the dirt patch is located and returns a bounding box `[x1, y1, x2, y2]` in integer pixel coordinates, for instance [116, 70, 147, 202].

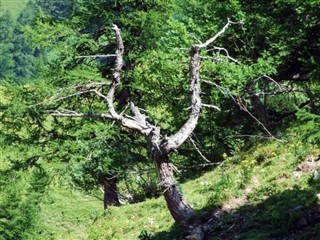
[221, 195, 247, 211]
[293, 154, 320, 178]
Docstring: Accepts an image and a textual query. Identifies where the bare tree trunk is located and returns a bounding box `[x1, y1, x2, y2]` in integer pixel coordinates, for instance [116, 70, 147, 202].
[103, 176, 120, 209]
[154, 152, 194, 223]
[148, 128, 194, 223]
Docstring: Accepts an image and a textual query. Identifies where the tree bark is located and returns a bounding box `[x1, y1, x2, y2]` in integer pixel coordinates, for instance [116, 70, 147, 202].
[103, 176, 120, 209]
[148, 128, 194, 223]
[154, 152, 194, 223]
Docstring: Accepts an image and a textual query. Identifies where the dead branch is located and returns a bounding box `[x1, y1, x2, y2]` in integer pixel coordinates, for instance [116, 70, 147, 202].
[203, 80, 282, 141]
[202, 103, 221, 111]
[256, 88, 305, 96]
[163, 19, 239, 153]
[32, 89, 96, 107]
[206, 46, 241, 64]
[33, 88, 109, 107]
[41, 25, 154, 137]
[253, 74, 282, 90]
[199, 56, 220, 62]
[162, 44, 202, 152]
[104, 25, 124, 119]
[75, 54, 117, 59]
[48, 109, 111, 118]
[202, 80, 238, 103]
[58, 81, 111, 91]
[189, 136, 210, 162]
[236, 95, 283, 141]
[198, 18, 242, 49]
[224, 134, 277, 139]
[130, 102, 147, 124]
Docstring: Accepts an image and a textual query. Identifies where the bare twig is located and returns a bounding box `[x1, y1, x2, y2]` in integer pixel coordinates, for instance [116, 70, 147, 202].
[189, 33, 203, 45]
[75, 54, 117, 59]
[253, 74, 282, 90]
[189, 136, 210, 162]
[199, 56, 220, 62]
[207, 46, 241, 64]
[57, 81, 111, 92]
[31, 89, 97, 107]
[32, 88, 110, 107]
[224, 134, 278, 140]
[202, 80, 282, 141]
[198, 18, 242, 49]
[235, 95, 283, 142]
[130, 102, 147, 123]
[48, 109, 111, 118]
[202, 103, 221, 111]
[256, 88, 305, 96]
[203, 80, 237, 103]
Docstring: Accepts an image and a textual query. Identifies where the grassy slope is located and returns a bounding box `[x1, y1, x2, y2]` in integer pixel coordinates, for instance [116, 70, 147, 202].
[37, 186, 103, 240]
[36, 132, 320, 239]
[0, 0, 28, 20]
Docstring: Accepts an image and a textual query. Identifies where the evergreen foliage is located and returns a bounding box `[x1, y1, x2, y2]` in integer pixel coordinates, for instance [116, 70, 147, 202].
[0, 0, 320, 238]
[0, 11, 15, 80]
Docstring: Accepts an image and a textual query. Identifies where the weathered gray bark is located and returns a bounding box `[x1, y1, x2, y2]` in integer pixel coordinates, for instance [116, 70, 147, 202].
[148, 127, 194, 222]
[154, 152, 194, 222]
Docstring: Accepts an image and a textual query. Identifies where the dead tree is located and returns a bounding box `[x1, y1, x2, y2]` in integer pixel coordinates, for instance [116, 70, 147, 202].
[48, 21, 237, 226]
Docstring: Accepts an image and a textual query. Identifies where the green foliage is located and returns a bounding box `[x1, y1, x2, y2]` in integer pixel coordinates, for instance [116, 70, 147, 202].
[138, 230, 154, 240]
[0, 0, 28, 20]
[0, 11, 15, 80]
[35, 0, 74, 21]
[1, 0, 320, 239]
[0, 167, 48, 240]
[0, 2, 40, 83]
[295, 109, 320, 146]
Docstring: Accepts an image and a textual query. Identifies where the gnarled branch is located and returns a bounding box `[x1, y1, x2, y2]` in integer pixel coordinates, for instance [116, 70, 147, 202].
[163, 20, 237, 153]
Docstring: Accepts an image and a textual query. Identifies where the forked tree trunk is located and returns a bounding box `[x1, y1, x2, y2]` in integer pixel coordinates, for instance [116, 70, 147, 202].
[103, 176, 120, 209]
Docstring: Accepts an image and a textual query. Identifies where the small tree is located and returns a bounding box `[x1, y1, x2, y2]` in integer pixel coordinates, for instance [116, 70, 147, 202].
[46, 21, 238, 226]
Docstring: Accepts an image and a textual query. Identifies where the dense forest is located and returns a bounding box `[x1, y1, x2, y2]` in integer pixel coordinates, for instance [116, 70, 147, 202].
[0, 0, 320, 239]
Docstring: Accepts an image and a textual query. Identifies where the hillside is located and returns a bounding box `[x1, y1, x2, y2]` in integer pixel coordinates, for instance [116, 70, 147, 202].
[31, 130, 320, 239]
[0, 1, 319, 239]
[0, 0, 28, 20]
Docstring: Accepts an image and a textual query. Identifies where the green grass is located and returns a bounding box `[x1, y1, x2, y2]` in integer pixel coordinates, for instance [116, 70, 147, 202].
[1, 126, 320, 239]
[82, 138, 320, 239]
[33, 136, 320, 239]
[35, 185, 103, 240]
[0, 0, 28, 20]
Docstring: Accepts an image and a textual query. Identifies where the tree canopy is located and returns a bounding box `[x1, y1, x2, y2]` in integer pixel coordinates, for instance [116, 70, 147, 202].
[0, 0, 319, 239]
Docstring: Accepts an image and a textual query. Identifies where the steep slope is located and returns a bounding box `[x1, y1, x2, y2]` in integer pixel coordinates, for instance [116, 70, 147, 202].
[34, 128, 320, 239]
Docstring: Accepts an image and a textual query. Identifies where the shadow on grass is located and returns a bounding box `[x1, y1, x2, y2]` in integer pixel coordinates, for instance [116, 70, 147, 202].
[152, 187, 320, 240]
